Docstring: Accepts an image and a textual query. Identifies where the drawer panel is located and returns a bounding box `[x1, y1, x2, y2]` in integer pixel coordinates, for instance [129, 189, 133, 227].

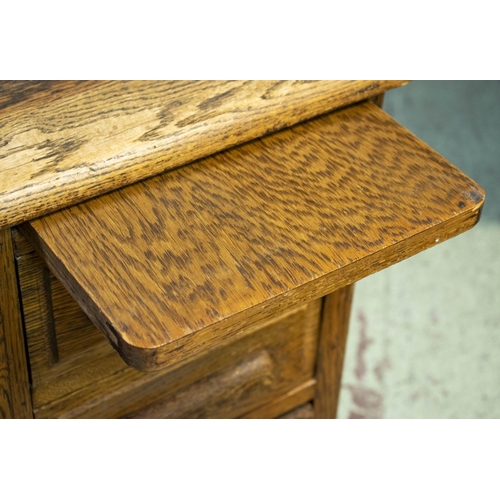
[125, 351, 275, 419]
[14, 227, 321, 418]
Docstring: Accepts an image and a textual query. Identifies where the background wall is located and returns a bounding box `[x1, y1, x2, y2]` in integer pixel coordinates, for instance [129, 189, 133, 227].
[338, 81, 500, 418]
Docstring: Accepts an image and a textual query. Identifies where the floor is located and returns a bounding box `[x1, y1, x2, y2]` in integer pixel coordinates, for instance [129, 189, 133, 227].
[337, 81, 500, 418]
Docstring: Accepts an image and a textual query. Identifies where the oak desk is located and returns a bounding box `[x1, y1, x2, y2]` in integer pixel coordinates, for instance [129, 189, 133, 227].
[0, 81, 484, 418]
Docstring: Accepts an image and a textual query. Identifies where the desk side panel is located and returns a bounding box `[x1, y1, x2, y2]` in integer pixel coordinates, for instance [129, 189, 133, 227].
[0, 228, 33, 418]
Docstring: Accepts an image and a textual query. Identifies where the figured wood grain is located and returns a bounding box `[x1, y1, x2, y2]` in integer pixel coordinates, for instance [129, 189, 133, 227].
[242, 379, 316, 419]
[12, 229, 321, 417]
[0, 80, 409, 229]
[43, 300, 319, 418]
[0, 228, 32, 418]
[23, 101, 485, 371]
[315, 285, 354, 418]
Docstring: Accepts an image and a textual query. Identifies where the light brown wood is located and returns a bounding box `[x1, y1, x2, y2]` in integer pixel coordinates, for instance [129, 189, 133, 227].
[46, 299, 320, 418]
[12, 232, 321, 418]
[0, 81, 103, 113]
[242, 379, 316, 419]
[125, 351, 275, 418]
[22, 101, 485, 371]
[0, 228, 32, 418]
[0, 80, 409, 228]
[315, 285, 355, 418]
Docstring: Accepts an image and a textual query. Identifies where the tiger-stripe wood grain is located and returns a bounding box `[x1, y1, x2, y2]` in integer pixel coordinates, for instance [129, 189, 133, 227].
[23, 101, 485, 371]
[11, 230, 321, 418]
[315, 285, 355, 418]
[0, 80, 409, 228]
[0, 228, 32, 418]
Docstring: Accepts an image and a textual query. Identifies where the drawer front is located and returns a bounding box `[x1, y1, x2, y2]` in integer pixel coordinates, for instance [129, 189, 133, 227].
[125, 351, 275, 419]
[13, 229, 321, 418]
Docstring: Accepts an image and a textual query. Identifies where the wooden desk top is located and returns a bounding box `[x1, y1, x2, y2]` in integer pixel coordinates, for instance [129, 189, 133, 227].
[22, 101, 485, 370]
[0, 80, 408, 228]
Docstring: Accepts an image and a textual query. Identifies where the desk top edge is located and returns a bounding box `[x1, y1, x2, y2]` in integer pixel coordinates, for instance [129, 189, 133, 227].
[0, 80, 409, 228]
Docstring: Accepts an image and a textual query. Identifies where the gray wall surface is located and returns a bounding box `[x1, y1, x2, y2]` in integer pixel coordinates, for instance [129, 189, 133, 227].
[338, 81, 500, 418]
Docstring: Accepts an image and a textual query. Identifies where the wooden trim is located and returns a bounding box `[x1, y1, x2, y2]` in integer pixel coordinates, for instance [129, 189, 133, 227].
[0, 228, 33, 418]
[314, 285, 355, 418]
[241, 380, 316, 419]
[279, 403, 315, 419]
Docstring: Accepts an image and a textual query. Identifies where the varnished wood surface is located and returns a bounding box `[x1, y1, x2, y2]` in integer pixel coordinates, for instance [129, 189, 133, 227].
[43, 299, 320, 418]
[125, 351, 275, 418]
[0, 80, 409, 229]
[12, 231, 321, 417]
[315, 285, 354, 418]
[0, 228, 32, 418]
[23, 101, 485, 371]
[0, 81, 103, 114]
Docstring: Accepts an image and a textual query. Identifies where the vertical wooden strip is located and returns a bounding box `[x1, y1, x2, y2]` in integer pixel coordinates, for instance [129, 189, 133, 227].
[0, 228, 33, 418]
[314, 284, 355, 418]
[42, 266, 59, 365]
[370, 93, 385, 108]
